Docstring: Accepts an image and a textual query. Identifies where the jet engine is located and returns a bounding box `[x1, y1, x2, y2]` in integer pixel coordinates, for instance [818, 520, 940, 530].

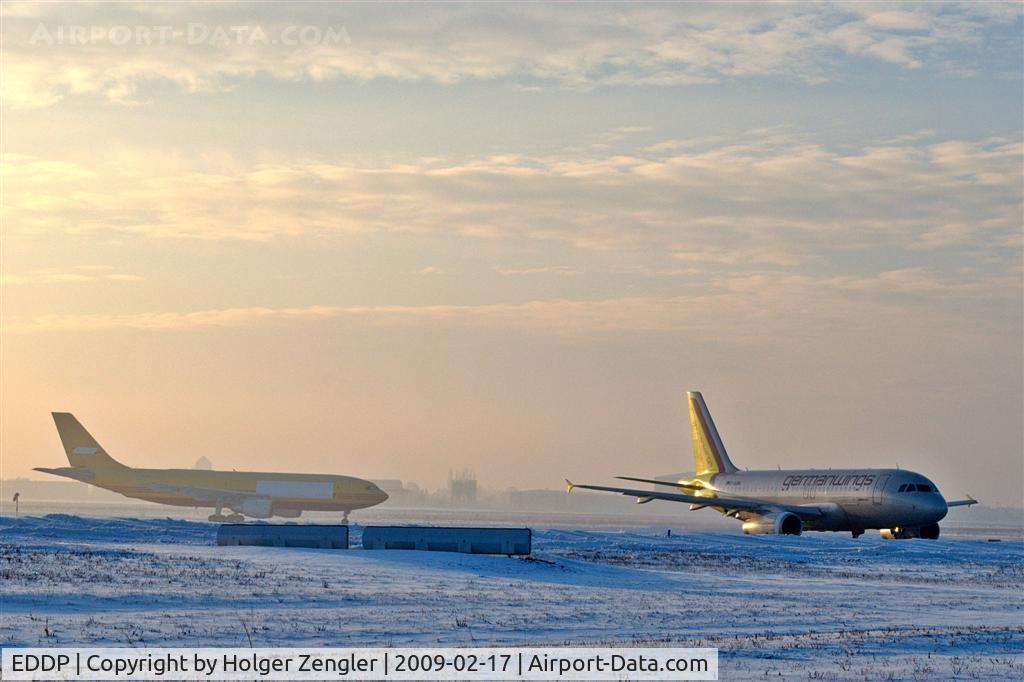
[238, 497, 273, 519]
[741, 512, 802, 536]
[881, 523, 940, 540]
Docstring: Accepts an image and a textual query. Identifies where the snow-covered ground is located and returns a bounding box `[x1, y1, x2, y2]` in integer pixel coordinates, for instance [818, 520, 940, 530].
[1, 514, 1022, 680]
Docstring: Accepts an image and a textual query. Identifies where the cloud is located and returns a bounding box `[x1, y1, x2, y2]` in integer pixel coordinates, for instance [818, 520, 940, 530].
[4, 266, 1017, 341]
[1, 2, 1019, 107]
[497, 266, 579, 276]
[3, 132, 1019, 274]
[1, 266, 143, 285]
[5, 305, 340, 334]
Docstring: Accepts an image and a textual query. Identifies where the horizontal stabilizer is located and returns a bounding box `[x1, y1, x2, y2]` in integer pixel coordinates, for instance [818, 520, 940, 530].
[33, 466, 96, 482]
[947, 495, 978, 508]
[616, 476, 705, 490]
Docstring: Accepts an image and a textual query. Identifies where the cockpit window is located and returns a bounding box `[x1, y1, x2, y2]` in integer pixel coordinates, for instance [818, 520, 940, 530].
[897, 482, 939, 493]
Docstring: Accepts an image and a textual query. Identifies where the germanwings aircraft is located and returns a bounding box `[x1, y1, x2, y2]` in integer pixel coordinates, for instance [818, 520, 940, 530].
[567, 392, 977, 539]
[35, 413, 388, 523]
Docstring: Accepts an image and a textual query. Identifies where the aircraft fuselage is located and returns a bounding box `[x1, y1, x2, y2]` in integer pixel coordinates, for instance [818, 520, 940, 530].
[100, 467, 387, 514]
[706, 468, 948, 532]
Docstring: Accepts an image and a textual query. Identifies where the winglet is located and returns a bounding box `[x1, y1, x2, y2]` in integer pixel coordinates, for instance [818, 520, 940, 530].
[565, 479, 575, 493]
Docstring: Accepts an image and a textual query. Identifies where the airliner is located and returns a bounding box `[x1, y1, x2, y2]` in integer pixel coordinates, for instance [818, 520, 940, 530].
[567, 392, 977, 539]
[35, 413, 388, 523]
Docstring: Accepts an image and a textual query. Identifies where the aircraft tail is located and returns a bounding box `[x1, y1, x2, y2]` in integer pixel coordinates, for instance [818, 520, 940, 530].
[52, 413, 125, 469]
[687, 392, 738, 476]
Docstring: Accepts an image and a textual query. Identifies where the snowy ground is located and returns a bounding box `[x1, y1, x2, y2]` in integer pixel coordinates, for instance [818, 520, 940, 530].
[1, 514, 1022, 680]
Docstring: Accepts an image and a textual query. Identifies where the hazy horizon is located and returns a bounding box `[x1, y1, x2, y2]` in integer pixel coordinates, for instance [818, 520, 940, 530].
[2, 2, 1022, 506]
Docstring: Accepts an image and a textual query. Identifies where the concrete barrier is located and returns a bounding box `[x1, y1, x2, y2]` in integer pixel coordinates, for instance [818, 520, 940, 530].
[361, 526, 531, 555]
[216, 524, 349, 549]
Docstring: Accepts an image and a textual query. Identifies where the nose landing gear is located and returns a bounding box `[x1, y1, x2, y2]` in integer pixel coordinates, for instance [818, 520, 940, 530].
[851, 529, 864, 539]
[880, 524, 940, 540]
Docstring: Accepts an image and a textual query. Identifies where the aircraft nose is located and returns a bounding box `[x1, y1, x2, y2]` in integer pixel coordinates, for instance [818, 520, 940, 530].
[931, 495, 948, 522]
[375, 489, 389, 504]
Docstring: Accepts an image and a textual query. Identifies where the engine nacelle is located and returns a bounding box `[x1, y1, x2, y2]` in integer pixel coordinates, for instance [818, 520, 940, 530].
[237, 497, 272, 519]
[741, 512, 802, 536]
[881, 523, 940, 540]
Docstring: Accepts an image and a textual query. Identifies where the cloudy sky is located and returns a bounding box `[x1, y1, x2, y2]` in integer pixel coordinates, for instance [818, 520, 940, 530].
[2, 2, 1021, 506]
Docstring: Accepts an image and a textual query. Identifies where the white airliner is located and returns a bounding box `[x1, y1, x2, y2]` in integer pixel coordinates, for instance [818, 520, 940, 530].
[567, 391, 977, 539]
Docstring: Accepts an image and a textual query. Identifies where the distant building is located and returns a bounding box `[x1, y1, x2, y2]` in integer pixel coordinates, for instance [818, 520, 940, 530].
[193, 456, 213, 470]
[449, 469, 477, 505]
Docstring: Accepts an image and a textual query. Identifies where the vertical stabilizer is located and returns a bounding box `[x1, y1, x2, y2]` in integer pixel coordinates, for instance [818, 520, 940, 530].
[52, 413, 125, 469]
[687, 392, 738, 476]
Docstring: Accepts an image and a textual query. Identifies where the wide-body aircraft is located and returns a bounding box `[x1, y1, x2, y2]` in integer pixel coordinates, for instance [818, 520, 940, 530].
[35, 413, 387, 523]
[567, 392, 977, 539]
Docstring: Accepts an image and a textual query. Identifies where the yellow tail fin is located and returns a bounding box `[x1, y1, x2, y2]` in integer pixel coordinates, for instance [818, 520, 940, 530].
[52, 413, 125, 469]
[687, 392, 738, 476]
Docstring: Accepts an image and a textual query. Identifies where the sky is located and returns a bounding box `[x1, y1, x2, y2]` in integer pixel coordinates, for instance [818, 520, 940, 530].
[1, 2, 1022, 506]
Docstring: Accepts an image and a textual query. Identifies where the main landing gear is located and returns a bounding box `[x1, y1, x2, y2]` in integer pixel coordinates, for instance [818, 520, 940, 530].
[341, 510, 350, 525]
[851, 529, 865, 539]
[208, 505, 244, 523]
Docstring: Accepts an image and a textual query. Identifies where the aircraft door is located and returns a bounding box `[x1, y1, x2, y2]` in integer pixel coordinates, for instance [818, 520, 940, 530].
[871, 474, 890, 505]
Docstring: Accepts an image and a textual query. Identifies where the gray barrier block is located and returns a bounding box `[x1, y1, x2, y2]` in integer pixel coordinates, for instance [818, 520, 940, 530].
[216, 524, 349, 549]
[361, 526, 531, 555]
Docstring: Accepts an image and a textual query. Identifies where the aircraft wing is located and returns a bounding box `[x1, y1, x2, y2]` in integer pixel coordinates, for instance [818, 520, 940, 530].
[946, 496, 978, 507]
[143, 482, 266, 506]
[566, 480, 824, 518]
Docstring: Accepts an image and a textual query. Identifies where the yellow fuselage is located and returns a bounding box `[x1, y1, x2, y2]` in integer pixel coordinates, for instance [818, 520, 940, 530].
[92, 466, 388, 513]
